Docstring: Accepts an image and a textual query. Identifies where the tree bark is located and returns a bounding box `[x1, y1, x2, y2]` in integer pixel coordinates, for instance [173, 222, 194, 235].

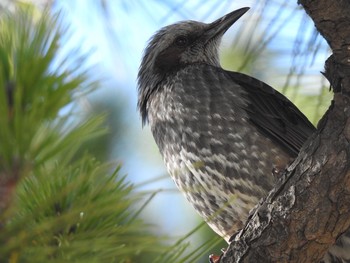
[220, 1, 350, 262]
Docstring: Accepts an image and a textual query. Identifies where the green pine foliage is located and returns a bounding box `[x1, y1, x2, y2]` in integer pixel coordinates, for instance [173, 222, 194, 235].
[0, 5, 176, 263]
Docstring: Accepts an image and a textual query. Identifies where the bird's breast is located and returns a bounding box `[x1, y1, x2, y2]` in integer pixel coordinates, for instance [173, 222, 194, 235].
[146, 66, 291, 240]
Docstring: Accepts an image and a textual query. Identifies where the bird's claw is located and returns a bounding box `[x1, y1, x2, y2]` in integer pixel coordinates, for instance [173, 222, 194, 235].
[209, 248, 226, 263]
[209, 253, 222, 263]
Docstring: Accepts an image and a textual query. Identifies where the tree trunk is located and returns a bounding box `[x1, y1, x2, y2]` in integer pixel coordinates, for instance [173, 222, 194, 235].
[221, 1, 350, 262]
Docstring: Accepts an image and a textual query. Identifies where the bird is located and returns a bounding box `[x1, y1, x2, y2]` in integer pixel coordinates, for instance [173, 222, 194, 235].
[137, 7, 349, 262]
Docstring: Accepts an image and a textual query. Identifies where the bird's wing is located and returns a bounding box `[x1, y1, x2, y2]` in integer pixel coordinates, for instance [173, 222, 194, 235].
[226, 71, 316, 157]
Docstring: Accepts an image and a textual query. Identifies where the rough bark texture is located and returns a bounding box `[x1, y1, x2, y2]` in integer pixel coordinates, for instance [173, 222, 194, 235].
[220, 0, 350, 262]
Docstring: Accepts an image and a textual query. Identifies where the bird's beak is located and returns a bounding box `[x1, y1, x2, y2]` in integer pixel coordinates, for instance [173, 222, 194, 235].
[203, 7, 250, 42]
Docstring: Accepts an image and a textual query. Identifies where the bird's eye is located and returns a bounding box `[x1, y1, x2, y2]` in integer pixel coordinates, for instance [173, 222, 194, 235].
[175, 36, 188, 47]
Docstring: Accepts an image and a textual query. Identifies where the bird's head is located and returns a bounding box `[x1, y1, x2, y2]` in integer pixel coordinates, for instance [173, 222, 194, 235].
[137, 7, 249, 124]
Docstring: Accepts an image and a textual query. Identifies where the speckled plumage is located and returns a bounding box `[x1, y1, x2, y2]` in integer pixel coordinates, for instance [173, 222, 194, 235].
[146, 64, 298, 240]
[137, 7, 349, 262]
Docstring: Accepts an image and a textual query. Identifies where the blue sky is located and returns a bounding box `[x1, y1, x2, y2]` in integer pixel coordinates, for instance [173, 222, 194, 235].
[50, 0, 329, 246]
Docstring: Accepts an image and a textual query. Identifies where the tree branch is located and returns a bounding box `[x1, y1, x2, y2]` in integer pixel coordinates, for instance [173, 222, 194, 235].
[220, 1, 350, 262]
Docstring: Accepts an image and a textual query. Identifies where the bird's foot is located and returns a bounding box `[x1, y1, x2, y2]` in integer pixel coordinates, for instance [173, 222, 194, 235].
[272, 165, 284, 178]
[228, 230, 240, 242]
[209, 248, 226, 263]
[209, 254, 221, 263]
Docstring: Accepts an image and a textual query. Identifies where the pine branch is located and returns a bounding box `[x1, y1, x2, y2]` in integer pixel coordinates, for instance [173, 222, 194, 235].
[0, 4, 178, 262]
